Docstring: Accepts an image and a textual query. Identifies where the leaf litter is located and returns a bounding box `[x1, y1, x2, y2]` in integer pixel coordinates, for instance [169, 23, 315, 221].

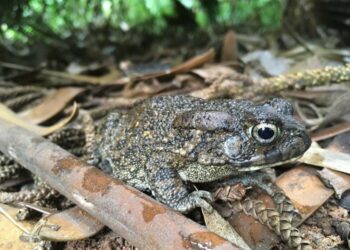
[0, 26, 350, 250]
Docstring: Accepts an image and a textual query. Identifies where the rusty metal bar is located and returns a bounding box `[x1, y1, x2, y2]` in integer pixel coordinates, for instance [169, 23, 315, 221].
[0, 118, 238, 250]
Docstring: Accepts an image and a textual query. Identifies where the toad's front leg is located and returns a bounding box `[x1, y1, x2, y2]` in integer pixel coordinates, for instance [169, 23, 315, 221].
[145, 152, 213, 213]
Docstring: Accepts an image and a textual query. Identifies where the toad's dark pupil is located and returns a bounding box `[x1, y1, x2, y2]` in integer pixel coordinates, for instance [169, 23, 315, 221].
[257, 127, 274, 140]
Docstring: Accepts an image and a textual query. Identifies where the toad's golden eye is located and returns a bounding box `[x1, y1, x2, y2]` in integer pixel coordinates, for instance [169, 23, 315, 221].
[251, 123, 279, 144]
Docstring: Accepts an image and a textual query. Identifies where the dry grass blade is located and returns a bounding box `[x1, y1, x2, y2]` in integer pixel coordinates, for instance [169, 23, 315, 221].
[0, 102, 77, 136]
[19, 87, 84, 124]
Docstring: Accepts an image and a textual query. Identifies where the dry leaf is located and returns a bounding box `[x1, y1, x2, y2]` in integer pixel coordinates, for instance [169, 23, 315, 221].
[0, 203, 37, 250]
[276, 165, 333, 225]
[38, 206, 104, 241]
[0, 102, 77, 136]
[191, 65, 237, 84]
[299, 142, 350, 174]
[319, 168, 350, 199]
[202, 208, 251, 250]
[242, 50, 292, 76]
[315, 92, 350, 129]
[220, 30, 238, 62]
[213, 184, 246, 202]
[312, 121, 350, 141]
[316, 132, 350, 198]
[115, 48, 215, 84]
[0, 61, 122, 85]
[19, 87, 84, 124]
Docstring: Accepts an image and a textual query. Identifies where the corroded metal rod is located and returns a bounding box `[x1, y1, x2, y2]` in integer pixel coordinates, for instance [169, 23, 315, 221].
[0, 118, 237, 250]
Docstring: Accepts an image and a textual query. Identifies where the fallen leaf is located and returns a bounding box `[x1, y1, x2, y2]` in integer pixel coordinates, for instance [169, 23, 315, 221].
[220, 30, 238, 62]
[0, 61, 122, 85]
[242, 50, 292, 76]
[115, 48, 215, 84]
[326, 131, 350, 154]
[191, 65, 238, 84]
[19, 87, 84, 124]
[315, 92, 350, 129]
[213, 184, 246, 202]
[317, 132, 350, 199]
[312, 121, 350, 141]
[0, 205, 36, 250]
[0, 203, 33, 234]
[0, 102, 77, 136]
[38, 206, 104, 241]
[168, 48, 215, 74]
[276, 165, 333, 225]
[202, 208, 251, 250]
[299, 142, 350, 174]
[318, 169, 350, 199]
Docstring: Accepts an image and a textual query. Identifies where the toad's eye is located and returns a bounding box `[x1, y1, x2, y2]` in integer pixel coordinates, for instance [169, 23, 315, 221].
[251, 123, 279, 144]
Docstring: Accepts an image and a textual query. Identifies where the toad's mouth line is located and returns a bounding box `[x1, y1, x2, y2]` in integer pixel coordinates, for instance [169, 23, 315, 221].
[237, 156, 301, 172]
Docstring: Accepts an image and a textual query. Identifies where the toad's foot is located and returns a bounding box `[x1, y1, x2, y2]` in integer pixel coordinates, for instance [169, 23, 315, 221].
[171, 190, 213, 214]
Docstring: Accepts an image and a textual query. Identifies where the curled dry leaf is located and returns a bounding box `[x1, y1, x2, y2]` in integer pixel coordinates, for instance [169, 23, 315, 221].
[19, 87, 84, 124]
[0, 102, 77, 136]
[213, 184, 247, 202]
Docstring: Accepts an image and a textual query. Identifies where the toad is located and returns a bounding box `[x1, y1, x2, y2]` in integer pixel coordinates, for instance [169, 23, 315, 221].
[92, 95, 311, 213]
